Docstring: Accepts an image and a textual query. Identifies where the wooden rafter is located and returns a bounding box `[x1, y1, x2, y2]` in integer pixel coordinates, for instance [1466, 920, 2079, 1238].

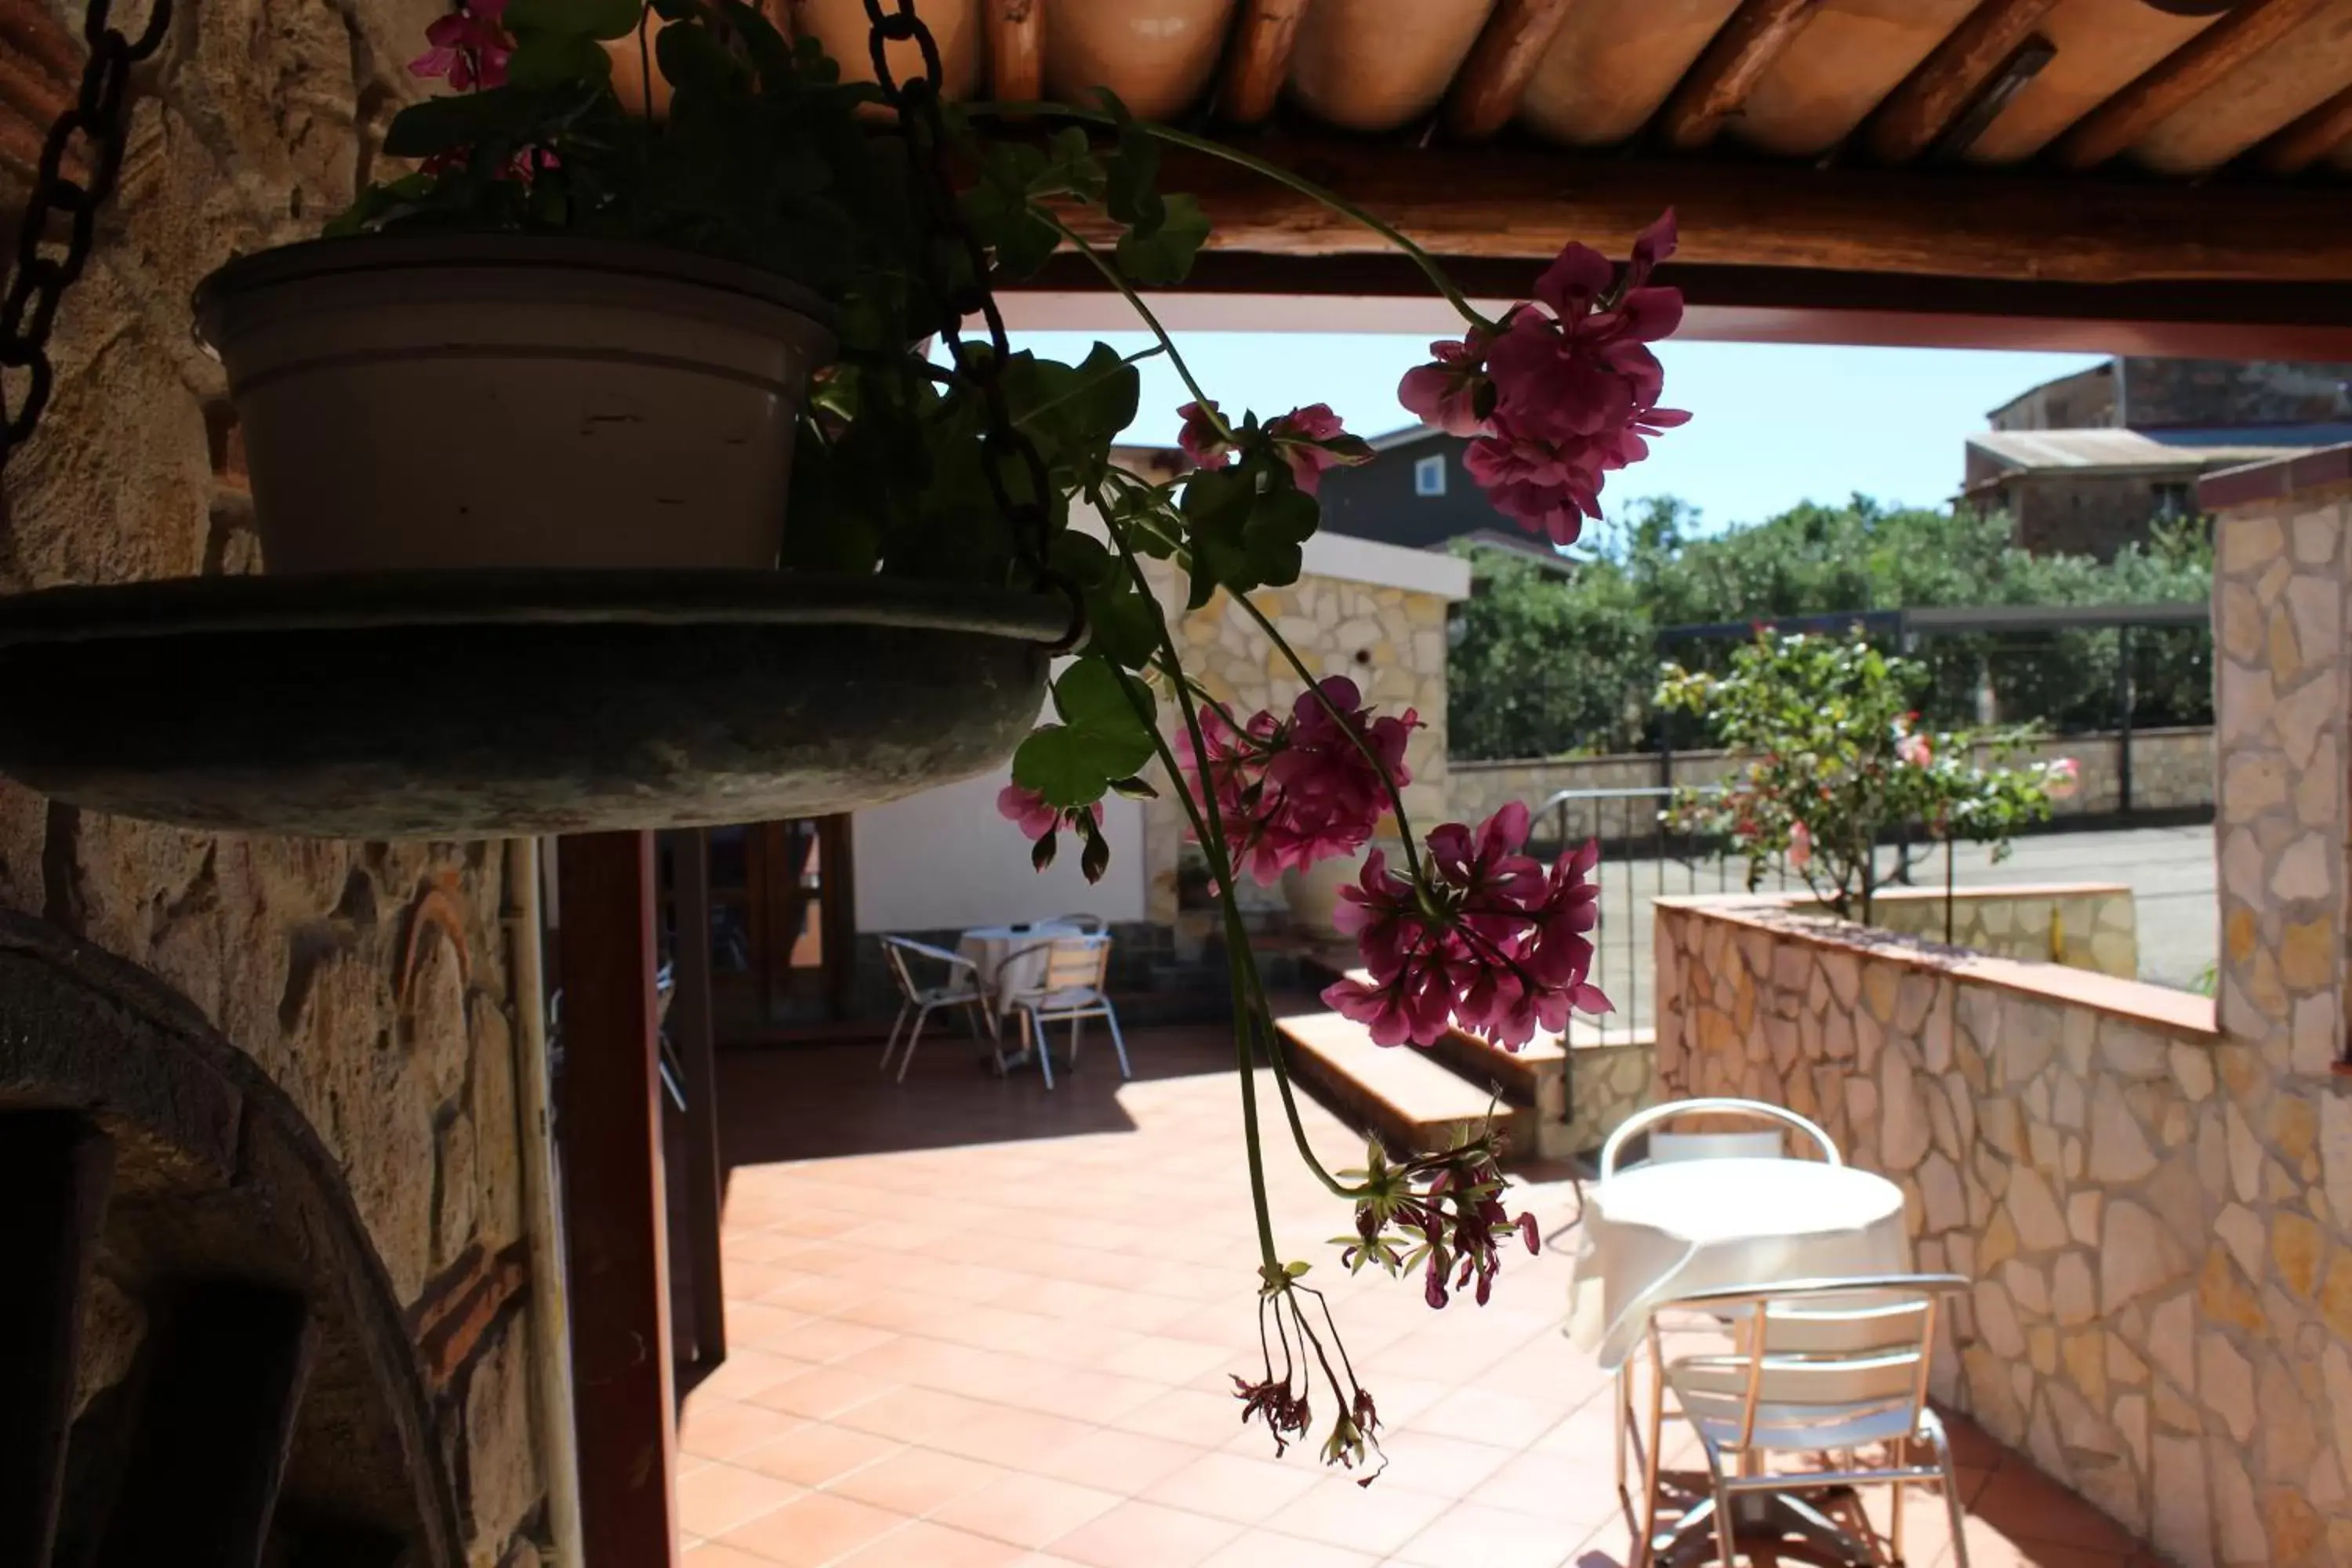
[1863, 0, 2058, 164]
[1656, 0, 1821, 151]
[2053, 0, 2329, 169]
[1065, 136, 2352, 283]
[1219, 0, 1312, 126]
[986, 0, 1043, 106]
[1443, 0, 1578, 142]
[2251, 82, 2352, 174]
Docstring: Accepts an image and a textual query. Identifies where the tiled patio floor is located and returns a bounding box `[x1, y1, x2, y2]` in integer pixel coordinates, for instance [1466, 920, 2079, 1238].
[687, 1025, 2161, 1568]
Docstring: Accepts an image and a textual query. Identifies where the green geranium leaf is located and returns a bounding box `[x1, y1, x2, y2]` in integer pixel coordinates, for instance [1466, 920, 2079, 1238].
[1013, 666, 1153, 809]
[1240, 484, 1319, 590]
[383, 88, 565, 158]
[1050, 531, 1114, 590]
[1083, 584, 1160, 670]
[1116, 191, 1207, 286]
[506, 30, 613, 90]
[655, 16, 739, 93]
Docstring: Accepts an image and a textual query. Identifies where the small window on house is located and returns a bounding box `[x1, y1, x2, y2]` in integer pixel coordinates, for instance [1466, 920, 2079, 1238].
[2152, 482, 2194, 519]
[1414, 453, 1447, 497]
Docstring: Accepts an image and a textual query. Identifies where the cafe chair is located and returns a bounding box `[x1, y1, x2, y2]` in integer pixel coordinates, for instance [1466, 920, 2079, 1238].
[877, 935, 989, 1084]
[998, 932, 1126, 1090]
[1639, 1273, 1971, 1568]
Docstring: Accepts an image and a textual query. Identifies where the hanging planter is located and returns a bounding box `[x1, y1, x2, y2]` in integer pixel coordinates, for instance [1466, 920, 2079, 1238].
[194, 234, 835, 573]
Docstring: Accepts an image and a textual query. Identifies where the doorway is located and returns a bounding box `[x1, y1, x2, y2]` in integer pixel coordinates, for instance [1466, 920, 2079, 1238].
[670, 817, 855, 1035]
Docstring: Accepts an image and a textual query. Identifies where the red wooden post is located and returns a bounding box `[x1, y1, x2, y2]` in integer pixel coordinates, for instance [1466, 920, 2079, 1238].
[557, 831, 679, 1568]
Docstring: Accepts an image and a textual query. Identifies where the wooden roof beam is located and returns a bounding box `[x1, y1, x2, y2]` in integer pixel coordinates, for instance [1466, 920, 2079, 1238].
[986, 0, 1044, 106]
[1443, 0, 1578, 143]
[1219, 0, 1313, 127]
[1863, 0, 2058, 164]
[1066, 136, 2352, 284]
[2053, 0, 2328, 170]
[2251, 82, 2352, 175]
[1656, 0, 1822, 151]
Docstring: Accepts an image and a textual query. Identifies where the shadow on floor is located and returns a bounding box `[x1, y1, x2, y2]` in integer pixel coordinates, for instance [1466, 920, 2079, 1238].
[717, 1022, 1243, 1178]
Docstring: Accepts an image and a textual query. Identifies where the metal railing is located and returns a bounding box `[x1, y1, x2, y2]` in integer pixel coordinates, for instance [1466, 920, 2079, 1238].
[1532, 786, 1797, 1047]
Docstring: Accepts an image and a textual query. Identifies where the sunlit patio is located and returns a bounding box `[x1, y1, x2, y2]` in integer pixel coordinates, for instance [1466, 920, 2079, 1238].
[677, 1028, 2151, 1568]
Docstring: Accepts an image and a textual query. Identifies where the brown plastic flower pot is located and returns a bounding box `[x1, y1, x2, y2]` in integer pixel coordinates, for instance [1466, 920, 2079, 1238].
[194, 233, 835, 573]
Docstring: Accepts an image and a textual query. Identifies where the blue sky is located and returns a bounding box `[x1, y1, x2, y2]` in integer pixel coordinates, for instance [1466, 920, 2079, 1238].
[1010, 331, 2106, 537]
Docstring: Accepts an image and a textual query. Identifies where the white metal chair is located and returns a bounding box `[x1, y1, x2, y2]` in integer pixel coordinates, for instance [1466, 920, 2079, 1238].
[998, 932, 1127, 1090]
[877, 936, 989, 1084]
[1599, 1098, 1844, 1515]
[1639, 1273, 1971, 1568]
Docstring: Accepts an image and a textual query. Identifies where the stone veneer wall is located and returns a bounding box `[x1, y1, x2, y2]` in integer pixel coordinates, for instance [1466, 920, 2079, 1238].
[1810, 884, 2139, 980]
[2, 3, 547, 1562]
[1141, 565, 1453, 924]
[1450, 726, 2213, 838]
[1646, 463, 2352, 1568]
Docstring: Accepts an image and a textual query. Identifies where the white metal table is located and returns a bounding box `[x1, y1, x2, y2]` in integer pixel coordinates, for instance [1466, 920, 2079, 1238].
[1568, 1156, 1913, 1567]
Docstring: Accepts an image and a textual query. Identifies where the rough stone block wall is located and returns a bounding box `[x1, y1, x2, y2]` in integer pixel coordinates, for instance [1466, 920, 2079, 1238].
[1644, 471, 2352, 1567]
[2009, 470, 2177, 561]
[1821, 885, 2139, 980]
[2, 0, 546, 1560]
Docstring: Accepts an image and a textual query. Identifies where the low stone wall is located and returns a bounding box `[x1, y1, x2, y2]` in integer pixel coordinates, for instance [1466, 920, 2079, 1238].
[1565, 1036, 1657, 1157]
[1450, 727, 2214, 837]
[1655, 894, 2350, 1568]
[1817, 884, 2138, 979]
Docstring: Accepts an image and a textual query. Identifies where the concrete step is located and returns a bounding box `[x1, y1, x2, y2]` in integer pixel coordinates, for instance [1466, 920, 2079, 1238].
[1272, 1007, 1522, 1160]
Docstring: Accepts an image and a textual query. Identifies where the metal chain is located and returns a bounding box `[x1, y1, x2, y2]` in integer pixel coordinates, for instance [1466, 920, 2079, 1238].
[858, 0, 1083, 651]
[0, 0, 170, 474]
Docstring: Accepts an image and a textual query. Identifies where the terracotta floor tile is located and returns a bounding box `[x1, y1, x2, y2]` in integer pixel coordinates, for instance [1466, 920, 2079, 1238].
[1047, 1498, 1244, 1568]
[675, 1461, 803, 1539]
[1193, 1531, 1381, 1568]
[738, 1422, 904, 1488]
[1032, 1428, 1207, 1494]
[1389, 1500, 1579, 1568]
[931, 1472, 1126, 1548]
[704, 1034, 2153, 1568]
[1261, 1479, 1451, 1556]
[1142, 1450, 1322, 1525]
[1364, 1430, 1515, 1497]
[682, 1543, 788, 1568]
[748, 1363, 899, 1421]
[681, 1398, 805, 1463]
[826, 1444, 1010, 1516]
[834, 1385, 999, 1446]
[720, 1490, 910, 1567]
[832, 1519, 1029, 1567]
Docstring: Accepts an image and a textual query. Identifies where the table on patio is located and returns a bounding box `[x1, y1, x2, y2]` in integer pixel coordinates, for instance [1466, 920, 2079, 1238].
[954, 923, 1083, 1069]
[1569, 1156, 1913, 1568]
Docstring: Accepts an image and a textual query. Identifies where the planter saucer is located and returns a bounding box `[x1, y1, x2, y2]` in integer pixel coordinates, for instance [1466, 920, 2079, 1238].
[0, 571, 1065, 839]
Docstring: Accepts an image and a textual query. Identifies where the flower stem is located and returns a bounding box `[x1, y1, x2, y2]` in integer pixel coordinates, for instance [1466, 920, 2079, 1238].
[1101, 510, 1358, 1203]
[1036, 208, 1233, 441]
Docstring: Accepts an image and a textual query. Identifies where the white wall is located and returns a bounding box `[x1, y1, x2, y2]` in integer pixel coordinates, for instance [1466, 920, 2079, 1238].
[851, 771, 1148, 933]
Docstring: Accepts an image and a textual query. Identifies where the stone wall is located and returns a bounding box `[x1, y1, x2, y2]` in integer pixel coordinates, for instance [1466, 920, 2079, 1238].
[1450, 726, 2213, 841]
[1142, 562, 1454, 924]
[2, 2, 546, 1562]
[1642, 459, 2352, 1568]
[1811, 884, 2139, 980]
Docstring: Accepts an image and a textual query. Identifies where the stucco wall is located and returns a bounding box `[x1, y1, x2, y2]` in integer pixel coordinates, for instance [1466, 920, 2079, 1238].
[1, 2, 545, 1560]
[1450, 726, 2213, 843]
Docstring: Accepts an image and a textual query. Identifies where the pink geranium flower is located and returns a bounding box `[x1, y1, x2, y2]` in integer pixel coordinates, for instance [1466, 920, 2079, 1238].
[1787, 820, 1813, 873]
[410, 0, 513, 91]
[1322, 805, 1612, 1050]
[1396, 328, 1496, 437]
[1178, 400, 1233, 470]
[998, 783, 1109, 878]
[1184, 678, 1417, 883]
[1895, 731, 1933, 768]
[1410, 211, 1689, 546]
[1265, 404, 1367, 496]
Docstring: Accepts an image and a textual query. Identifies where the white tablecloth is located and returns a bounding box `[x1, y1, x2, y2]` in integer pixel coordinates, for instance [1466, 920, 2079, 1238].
[956, 924, 1080, 1018]
[1567, 1158, 1911, 1370]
